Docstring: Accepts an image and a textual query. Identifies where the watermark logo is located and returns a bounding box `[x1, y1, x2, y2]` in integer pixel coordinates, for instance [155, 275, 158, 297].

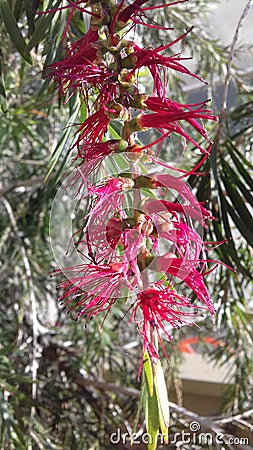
[109, 421, 249, 446]
[189, 421, 201, 432]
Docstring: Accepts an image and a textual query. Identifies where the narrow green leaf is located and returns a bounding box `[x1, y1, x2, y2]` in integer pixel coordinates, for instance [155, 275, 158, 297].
[220, 171, 253, 229]
[46, 152, 69, 193]
[222, 159, 253, 206]
[46, 97, 79, 179]
[218, 183, 249, 276]
[231, 100, 253, 121]
[11, 420, 27, 446]
[108, 122, 121, 139]
[143, 351, 153, 397]
[13, 0, 23, 20]
[24, 0, 35, 34]
[0, 344, 16, 356]
[228, 143, 253, 190]
[210, 142, 219, 186]
[153, 360, 169, 440]
[26, 0, 62, 51]
[211, 220, 232, 267]
[80, 100, 87, 124]
[0, 80, 6, 98]
[232, 124, 253, 138]
[142, 358, 170, 450]
[143, 384, 160, 450]
[237, 320, 253, 344]
[26, 13, 54, 51]
[224, 198, 253, 246]
[0, 60, 8, 113]
[0, 0, 32, 64]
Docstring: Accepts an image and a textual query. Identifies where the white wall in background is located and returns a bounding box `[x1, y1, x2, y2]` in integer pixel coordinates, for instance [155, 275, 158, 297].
[209, 0, 253, 46]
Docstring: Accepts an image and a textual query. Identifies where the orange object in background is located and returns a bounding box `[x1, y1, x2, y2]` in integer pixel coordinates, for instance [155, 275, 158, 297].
[178, 336, 222, 354]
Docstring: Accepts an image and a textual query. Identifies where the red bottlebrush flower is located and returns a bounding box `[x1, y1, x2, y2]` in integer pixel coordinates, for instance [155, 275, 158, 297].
[73, 109, 110, 146]
[88, 176, 134, 210]
[138, 172, 210, 210]
[159, 219, 204, 252]
[130, 97, 217, 153]
[144, 198, 212, 226]
[117, 0, 149, 24]
[106, 218, 123, 249]
[141, 201, 208, 273]
[68, 140, 129, 193]
[121, 228, 145, 285]
[132, 109, 216, 153]
[122, 35, 206, 96]
[156, 254, 215, 314]
[66, 28, 99, 55]
[136, 173, 212, 261]
[116, 1, 187, 30]
[130, 282, 208, 362]
[105, 217, 148, 253]
[77, 177, 134, 260]
[49, 62, 116, 99]
[56, 262, 126, 321]
[145, 97, 217, 141]
[47, 29, 100, 97]
[144, 207, 205, 261]
[75, 139, 128, 163]
[174, 200, 212, 223]
[73, 102, 125, 147]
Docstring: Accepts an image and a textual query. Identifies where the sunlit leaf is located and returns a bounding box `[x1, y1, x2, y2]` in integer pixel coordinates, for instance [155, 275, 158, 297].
[0, 0, 32, 64]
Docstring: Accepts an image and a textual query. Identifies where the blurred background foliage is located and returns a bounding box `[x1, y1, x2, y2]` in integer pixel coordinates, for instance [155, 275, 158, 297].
[0, 0, 252, 449]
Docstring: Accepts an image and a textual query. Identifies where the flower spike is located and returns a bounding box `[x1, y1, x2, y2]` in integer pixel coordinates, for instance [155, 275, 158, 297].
[48, 2, 223, 412]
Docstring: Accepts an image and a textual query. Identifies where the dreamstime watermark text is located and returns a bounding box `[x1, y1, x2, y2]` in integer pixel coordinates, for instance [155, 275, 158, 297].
[109, 421, 249, 446]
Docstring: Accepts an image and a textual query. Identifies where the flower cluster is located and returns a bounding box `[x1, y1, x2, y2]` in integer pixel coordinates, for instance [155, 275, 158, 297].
[49, 1, 219, 363]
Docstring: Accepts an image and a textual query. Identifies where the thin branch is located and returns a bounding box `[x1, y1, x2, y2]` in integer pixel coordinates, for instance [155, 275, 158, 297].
[214, 408, 253, 426]
[72, 374, 252, 450]
[221, 0, 253, 114]
[43, 345, 252, 450]
[73, 373, 141, 398]
[0, 169, 72, 197]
